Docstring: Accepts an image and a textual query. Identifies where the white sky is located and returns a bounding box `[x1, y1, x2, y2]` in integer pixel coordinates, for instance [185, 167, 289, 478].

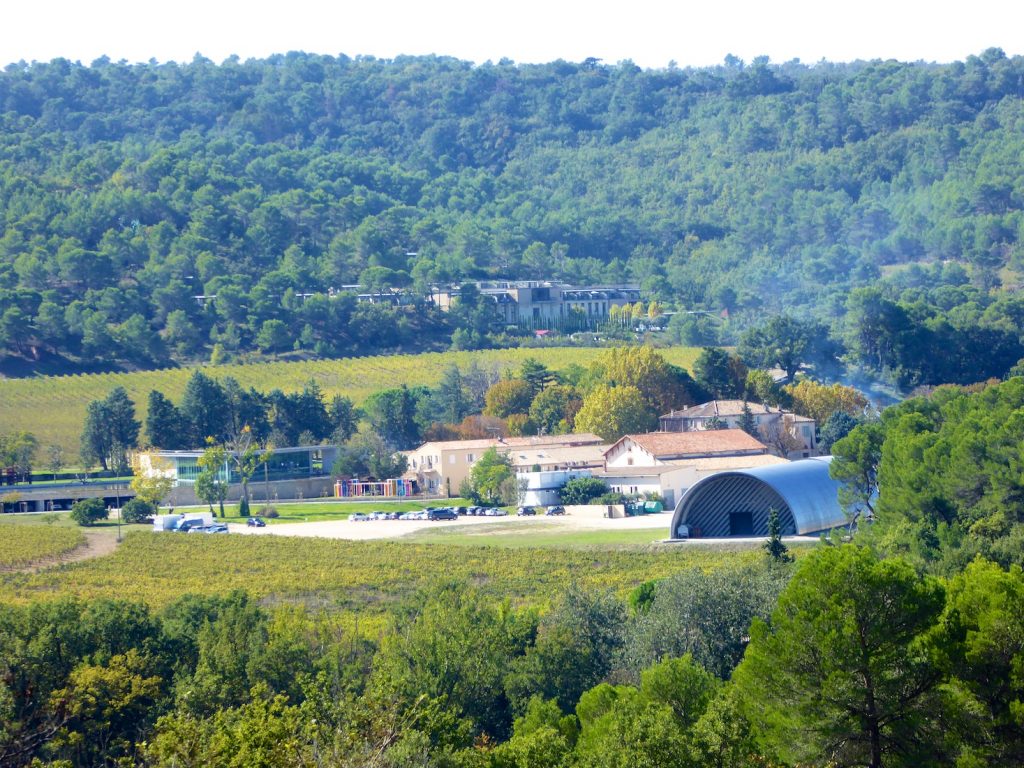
[2, 0, 1021, 70]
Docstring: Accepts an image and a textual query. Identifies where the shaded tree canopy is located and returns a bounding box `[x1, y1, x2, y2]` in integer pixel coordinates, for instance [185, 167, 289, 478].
[0, 52, 1023, 375]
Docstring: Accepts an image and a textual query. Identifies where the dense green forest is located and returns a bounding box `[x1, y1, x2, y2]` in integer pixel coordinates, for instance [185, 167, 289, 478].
[2, 50, 1024, 379]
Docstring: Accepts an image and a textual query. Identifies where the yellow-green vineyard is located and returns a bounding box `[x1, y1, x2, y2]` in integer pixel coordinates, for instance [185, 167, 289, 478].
[0, 530, 758, 617]
[0, 519, 85, 569]
[0, 346, 700, 460]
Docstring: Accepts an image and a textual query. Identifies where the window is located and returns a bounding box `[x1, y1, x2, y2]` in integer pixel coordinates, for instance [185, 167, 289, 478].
[467, 454, 474, 463]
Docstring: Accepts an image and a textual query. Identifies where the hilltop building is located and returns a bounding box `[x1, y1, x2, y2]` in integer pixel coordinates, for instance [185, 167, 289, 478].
[659, 400, 817, 459]
[431, 281, 642, 329]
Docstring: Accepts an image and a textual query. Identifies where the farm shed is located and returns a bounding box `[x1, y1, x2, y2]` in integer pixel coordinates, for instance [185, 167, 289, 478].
[669, 456, 851, 539]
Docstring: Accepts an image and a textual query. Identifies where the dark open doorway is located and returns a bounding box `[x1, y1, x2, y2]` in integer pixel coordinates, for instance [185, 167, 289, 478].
[729, 510, 754, 536]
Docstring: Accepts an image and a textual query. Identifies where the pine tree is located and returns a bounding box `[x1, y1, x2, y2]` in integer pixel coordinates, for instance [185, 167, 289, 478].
[739, 399, 758, 436]
[146, 390, 184, 449]
[763, 507, 793, 563]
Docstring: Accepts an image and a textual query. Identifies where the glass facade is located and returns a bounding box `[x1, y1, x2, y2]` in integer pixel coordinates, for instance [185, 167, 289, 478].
[169, 449, 325, 485]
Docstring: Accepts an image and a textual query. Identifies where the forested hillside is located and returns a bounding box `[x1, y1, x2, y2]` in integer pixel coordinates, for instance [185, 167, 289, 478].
[1, 50, 1023, 371]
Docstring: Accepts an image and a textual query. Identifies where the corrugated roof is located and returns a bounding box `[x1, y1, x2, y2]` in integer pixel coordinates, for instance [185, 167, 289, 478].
[615, 430, 766, 459]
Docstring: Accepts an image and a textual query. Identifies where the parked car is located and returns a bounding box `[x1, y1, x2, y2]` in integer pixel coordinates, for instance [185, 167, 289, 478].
[350, 513, 369, 522]
[517, 506, 537, 516]
[205, 525, 229, 533]
[545, 505, 566, 516]
[247, 517, 267, 527]
[427, 507, 458, 521]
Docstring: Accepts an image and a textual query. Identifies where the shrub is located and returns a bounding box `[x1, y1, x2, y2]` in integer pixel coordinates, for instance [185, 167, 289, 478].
[70, 497, 109, 526]
[260, 506, 279, 519]
[121, 498, 156, 524]
[559, 477, 610, 505]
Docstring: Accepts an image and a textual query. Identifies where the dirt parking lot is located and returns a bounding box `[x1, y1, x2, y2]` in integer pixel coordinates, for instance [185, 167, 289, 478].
[231, 508, 674, 541]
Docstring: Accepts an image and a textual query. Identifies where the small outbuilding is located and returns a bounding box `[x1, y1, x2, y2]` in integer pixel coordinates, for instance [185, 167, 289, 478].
[669, 456, 851, 539]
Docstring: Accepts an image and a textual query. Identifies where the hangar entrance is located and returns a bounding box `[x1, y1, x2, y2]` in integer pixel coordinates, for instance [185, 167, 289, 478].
[729, 511, 754, 536]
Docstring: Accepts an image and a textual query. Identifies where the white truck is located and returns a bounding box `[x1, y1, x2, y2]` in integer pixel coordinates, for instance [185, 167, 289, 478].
[153, 512, 214, 532]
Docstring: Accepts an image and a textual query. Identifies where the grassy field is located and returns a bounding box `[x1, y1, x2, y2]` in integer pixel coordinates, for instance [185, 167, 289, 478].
[0, 346, 700, 460]
[0, 516, 86, 568]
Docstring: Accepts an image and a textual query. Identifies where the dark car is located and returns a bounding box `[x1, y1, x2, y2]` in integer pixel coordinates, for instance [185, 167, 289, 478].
[517, 506, 537, 516]
[247, 517, 267, 527]
[427, 507, 458, 521]
[545, 505, 566, 516]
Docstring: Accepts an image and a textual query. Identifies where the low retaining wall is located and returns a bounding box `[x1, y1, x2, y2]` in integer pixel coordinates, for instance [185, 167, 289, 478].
[565, 504, 627, 519]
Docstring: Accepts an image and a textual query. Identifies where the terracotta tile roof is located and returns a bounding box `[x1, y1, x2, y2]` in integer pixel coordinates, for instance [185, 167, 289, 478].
[615, 429, 767, 458]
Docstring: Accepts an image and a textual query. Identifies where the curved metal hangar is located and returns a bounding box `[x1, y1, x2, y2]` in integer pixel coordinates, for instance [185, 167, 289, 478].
[669, 456, 850, 539]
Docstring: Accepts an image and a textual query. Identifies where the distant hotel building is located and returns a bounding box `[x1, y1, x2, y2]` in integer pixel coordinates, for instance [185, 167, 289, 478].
[431, 281, 642, 328]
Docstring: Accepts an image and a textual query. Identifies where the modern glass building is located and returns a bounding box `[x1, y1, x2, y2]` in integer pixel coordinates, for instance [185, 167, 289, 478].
[138, 445, 339, 485]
